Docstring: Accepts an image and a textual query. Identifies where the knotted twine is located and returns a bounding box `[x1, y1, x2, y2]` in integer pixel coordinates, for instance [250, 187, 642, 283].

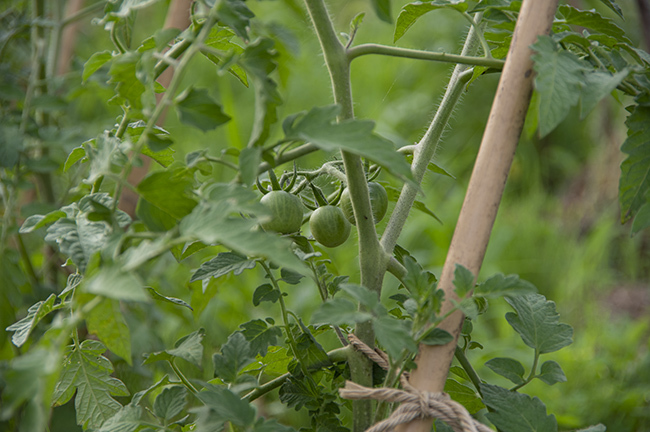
[340, 335, 492, 432]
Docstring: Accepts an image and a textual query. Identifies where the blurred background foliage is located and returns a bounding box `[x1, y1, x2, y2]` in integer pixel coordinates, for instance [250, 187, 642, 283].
[1, 0, 649, 430]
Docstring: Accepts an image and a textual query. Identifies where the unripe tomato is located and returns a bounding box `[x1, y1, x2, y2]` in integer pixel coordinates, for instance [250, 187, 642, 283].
[309, 205, 351, 248]
[260, 191, 304, 234]
[340, 182, 388, 225]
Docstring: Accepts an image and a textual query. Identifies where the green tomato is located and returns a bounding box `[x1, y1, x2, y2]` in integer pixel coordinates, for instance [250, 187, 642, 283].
[340, 182, 388, 225]
[260, 191, 304, 234]
[309, 205, 351, 248]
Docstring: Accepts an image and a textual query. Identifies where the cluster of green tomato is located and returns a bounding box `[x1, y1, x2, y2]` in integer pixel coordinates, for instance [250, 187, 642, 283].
[259, 182, 388, 248]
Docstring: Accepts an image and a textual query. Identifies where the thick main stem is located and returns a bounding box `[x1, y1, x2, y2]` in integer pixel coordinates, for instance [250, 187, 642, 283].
[303, 1, 385, 430]
[397, 1, 559, 430]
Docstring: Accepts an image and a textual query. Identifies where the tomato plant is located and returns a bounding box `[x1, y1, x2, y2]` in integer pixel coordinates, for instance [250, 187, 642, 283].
[1, 0, 649, 432]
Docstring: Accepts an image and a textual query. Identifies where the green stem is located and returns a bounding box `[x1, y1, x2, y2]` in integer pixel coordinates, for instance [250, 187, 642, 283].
[61, 1, 105, 27]
[454, 346, 483, 395]
[461, 12, 492, 59]
[511, 350, 539, 391]
[16, 233, 40, 287]
[347, 44, 503, 68]
[170, 359, 199, 395]
[380, 19, 481, 256]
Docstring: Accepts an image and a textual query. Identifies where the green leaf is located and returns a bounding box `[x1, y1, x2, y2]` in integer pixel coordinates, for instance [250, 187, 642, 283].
[444, 379, 485, 414]
[427, 161, 455, 179]
[559, 5, 630, 44]
[371, 0, 392, 23]
[175, 87, 231, 132]
[485, 357, 526, 385]
[239, 319, 282, 357]
[64, 146, 87, 171]
[421, 327, 453, 346]
[216, 0, 255, 42]
[213, 332, 255, 383]
[283, 105, 413, 182]
[191, 252, 257, 283]
[295, 321, 333, 370]
[153, 385, 187, 421]
[505, 294, 573, 354]
[202, 26, 248, 86]
[252, 284, 280, 306]
[579, 69, 627, 119]
[6, 294, 58, 347]
[536, 360, 567, 386]
[44, 216, 110, 273]
[181, 207, 306, 274]
[474, 273, 537, 298]
[85, 266, 149, 302]
[239, 147, 262, 186]
[96, 404, 142, 432]
[195, 384, 256, 428]
[576, 425, 606, 432]
[109, 52, 146, 111]
[373, 315, 417, 358]
[83, 50, 113, 82]
[394, 1, 468, 43]
[482, 383, 557, 432]
[632, 202, 650, 235]
[130, 376, 172, 406]
[279, 376, 319, 410]
[452, 264, 475, 297]
[86, 298, 132, 365]
[137, 168, 198, 221]
[145, 286, 193, 311]
[53, 340, 130, 430]
[144, 329, 205, 367]
[253, 418, 297, 432]
[340, 283, 379, 310]
[619, 105, 650, 224]
[311, 298, 372, 325]
[598, 0, 623, 18]
[532, 36, 587, 137]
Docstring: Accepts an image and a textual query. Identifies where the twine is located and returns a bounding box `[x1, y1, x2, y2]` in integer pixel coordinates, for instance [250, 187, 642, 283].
[342, 335, 492, 432]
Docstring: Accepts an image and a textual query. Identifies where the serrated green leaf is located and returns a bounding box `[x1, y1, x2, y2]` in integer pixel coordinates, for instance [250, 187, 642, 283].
[202, 26, 248, 86]
[195, 384, 256, 428]
[85, 266, 149, 302]
[537, 360, 567, 385]
[444, 379, 485, 414]
[239, 319, 282, 357]
[216, 0, 255, 42]
[53, 340, 130, 430]
[579, 69, 627, 119]
[632, 202, 650, 235]
[532, 36, 588, 138]
[474, 273, 537, 298]
[175, 87, 230, 132]
[153, 386, 187, 421]
[83, 50, 112, 82]
[373, 315, 417, 358]
[295, 321, 333, 370]
[168, 329, 205, 367]
[86, 298, 132, 365]
[401, 255, 431, 298]
[239, 147, 262, 186]
[485, 357, 526, 385]
[505, 294, 573, 354]
[45, 216, 110, 273]
[482, 383, 557, 432]
[6, 294, 59, 347]
[340, 283, 379, 309]
[452, 264, 475, 297]
[394, 1, 468, 43]
[96, 404, 142, 432]
[109, 52, 145, 111]
[559, 5, 630, 44]
[311, 298, 372, 325]
[145, 286, 193, 311]
[283, 105, 413, 182]
[421, 327, 453, 345]
[279, 376, 319, 410]
[64, 146, 87, 171]
[19, 211, 66, 233]
[191, 252, 257, 283]
[213, 332, 254, 383]
[619, 105, 650, 225]
[252, 284, 280, 306]
[137, 168, 198, 221]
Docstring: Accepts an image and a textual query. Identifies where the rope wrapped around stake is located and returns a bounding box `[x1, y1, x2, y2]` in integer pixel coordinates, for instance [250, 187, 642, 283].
[342, 335, 492, 432]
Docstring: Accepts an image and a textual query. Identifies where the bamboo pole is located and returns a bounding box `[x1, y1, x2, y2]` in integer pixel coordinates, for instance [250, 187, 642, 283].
[397, 0, 559, 430]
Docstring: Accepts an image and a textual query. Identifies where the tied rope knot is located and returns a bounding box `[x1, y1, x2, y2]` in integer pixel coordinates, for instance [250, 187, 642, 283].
[341, 335, 492, 432]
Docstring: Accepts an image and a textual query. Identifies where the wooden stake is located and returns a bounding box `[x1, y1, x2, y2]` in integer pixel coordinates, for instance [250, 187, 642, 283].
[397, 0, 559, 430]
